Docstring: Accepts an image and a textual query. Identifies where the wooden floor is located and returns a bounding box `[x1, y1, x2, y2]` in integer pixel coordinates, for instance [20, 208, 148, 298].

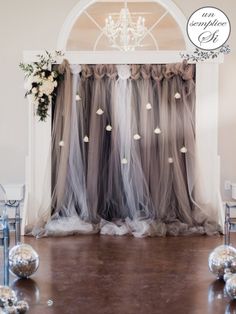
[3, 233, 236, 314]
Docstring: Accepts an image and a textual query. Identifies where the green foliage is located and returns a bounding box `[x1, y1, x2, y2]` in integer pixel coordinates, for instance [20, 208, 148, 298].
[180, 44, 230, 62]
[19, 51, 64, 121]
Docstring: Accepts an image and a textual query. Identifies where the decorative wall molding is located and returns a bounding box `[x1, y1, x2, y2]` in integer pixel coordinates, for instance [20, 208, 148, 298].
[23, 50, 224, 64]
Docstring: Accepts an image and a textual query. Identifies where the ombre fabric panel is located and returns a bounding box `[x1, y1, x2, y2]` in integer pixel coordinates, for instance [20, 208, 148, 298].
[32, 61, 220, 237]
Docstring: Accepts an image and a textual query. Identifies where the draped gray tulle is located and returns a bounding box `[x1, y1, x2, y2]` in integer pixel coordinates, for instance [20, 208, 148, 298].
[31, 60, 221, 237]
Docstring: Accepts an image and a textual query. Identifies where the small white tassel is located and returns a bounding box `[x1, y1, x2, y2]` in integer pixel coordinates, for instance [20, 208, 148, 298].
[96, 108, 104, 115]
[133, 134, 141, 140]
[76, 94, 81, 101]
[106, 125, 112, 131]
[180, 146, 187, 153]
[168, 157, 174, 163]
[174, 92, 181, 99]
[121, 158, 128, 164]
[83, 136, 89, 143]
[146, 103, 152, 110]
[154, 128, 161, 134]
[59, 141, 64, 147]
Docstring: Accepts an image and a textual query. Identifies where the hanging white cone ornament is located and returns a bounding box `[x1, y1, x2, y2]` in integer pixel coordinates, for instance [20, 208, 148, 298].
[180, 146, 187, 153]
[76, 94, 81, 101]
[106, 125, 112, 131]
[121, 158, 128, 164]
[133, 134, 141, 140]
[154, 128, 161, 134]
[174, 92, 181, 99]
[168, 157, 174, 163]
[96, 108, 104, 115]
[146, 103, 152, 110]
[59, 141, 64, 147]
[83, 136, 89, 143]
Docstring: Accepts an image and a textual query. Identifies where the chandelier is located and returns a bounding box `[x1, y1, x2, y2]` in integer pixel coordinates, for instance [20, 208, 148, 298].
[103, 0, 147, 51]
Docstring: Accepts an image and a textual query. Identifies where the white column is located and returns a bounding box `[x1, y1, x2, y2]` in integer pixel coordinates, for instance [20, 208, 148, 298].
[196, 63, 224, 227]
[23, 103, 51, 233]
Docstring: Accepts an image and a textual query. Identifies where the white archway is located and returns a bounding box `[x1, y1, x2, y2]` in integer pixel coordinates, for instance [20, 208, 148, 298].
[57, 0, 192, 51]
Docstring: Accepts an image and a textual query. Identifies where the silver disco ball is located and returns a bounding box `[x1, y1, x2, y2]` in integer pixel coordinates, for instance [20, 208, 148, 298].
[224, 268, 234, 282]
[9, 244, 39, 279]
[16, 300, 29, 313]
[3, 306, 17, 314]
[0, 285, 17, 307]
[226, 274, 236, 299]
[208, 245, 236, 279]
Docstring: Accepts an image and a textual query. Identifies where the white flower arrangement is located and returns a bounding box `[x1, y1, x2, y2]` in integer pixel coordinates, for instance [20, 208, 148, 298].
[20, 51, 63, 121]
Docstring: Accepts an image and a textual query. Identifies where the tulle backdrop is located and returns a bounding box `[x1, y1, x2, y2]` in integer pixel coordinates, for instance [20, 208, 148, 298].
[31, 60, 220, 237]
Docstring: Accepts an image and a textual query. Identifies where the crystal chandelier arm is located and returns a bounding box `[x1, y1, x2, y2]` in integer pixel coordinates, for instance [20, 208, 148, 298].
[84, 11, 121, 49]
[137, 10, 168, 46]
[93, 32, 123, 51]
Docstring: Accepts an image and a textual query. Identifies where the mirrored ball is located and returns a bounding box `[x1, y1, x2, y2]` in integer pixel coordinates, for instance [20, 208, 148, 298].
[208, 245, 236, 279]
[9, 244, 39, 279]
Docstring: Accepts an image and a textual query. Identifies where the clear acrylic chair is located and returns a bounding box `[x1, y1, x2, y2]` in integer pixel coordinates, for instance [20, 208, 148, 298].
[0, 184, 10, 285]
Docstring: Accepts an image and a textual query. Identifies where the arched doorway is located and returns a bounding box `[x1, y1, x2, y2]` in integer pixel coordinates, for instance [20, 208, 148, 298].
[57, 0, 192, 51]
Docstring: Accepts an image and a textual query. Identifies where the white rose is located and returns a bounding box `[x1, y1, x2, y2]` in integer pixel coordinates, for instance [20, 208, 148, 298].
[39, 79, 54, 95]
[32, 87, 38, 94]
[49, 76, 54, 82]
[54, 80, 57, 87]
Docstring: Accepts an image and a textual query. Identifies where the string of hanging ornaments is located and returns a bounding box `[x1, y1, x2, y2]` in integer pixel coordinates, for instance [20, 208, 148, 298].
[103, 0, 147, 51]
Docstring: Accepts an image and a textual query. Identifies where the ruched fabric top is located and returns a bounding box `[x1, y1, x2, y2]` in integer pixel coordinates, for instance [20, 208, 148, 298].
[69, 61, 195, 81]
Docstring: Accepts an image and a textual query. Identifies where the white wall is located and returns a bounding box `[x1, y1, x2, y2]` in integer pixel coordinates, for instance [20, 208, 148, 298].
[0, 0, 235, 200]
[0, 0, 78, 183]
[174, 0, 236, 201]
